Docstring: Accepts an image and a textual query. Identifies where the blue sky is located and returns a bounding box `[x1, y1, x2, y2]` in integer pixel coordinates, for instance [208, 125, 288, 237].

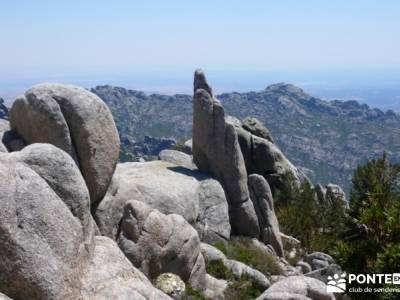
[1, 1, 400, 102]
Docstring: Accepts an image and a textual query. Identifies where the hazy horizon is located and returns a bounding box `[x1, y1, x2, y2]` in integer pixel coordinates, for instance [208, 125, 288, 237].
[1, 1, 400, 109]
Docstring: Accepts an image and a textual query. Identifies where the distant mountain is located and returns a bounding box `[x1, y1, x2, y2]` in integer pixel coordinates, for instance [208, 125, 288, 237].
[91, 84, 400, 192]
[0, 98, 8, 119]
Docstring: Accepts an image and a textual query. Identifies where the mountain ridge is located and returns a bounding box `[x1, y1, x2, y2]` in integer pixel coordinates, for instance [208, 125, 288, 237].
[90, 83, 400, 193]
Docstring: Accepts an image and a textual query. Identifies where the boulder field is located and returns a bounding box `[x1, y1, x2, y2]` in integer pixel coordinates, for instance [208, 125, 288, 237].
[0, 73, 342, 299]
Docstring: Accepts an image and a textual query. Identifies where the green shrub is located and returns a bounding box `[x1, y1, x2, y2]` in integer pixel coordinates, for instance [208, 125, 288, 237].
[205, 237, 283, 300]
[276, 181, 347, 253]
[182, 284, 207, 300]
[334, 154, 400, 300]
[213, 237, 284, 276]
[223, 274, 265, 300]
[206, 260, 234, 280]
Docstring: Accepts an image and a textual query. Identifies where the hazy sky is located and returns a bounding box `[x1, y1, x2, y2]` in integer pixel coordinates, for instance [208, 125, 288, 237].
[1, 0, 400, 104]
[1, 1, 400, 73]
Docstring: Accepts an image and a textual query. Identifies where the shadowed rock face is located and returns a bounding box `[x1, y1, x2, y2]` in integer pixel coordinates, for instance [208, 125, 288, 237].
[192, 69, 259, 237]
[230, 117, 307, 199]
[248, 174, 284, 257]
[9, 83, 120, 204]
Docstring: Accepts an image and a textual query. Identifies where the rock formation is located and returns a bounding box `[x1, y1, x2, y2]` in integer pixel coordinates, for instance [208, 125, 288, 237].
[1, 77, 349, 299]
[80, 236, 171, 300]
[248, 174, 284, 257]
[192, 69, 260, 237]
[242, 117, 274, 143]
[315, 183, 347, 207]
[95, 160, 230, 244]
[118, 200, 206, 289]
[9, 83, 120, 204]
[0, 144, 171, 300]
[0, 160, 90, 299]
[229, 116, 307, 199]
[256, 275, 335, 300]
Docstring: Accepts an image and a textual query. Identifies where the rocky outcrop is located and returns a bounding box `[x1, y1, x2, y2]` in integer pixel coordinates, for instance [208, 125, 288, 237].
[248, 174, 284, 256]
[326, 184, 346, 204]
[0, 142, 171, 300]
[192, 69, 259, 237]
[117, 200, 206, 289]
[92, 82, 400, 193]
[315, 183, 347, 208]
[95, 160, 230, 244]
[304, 252, 335, 271]
[9, 83, 120, 204]
[81, 236, 171, 300]
[256, 275, 335, 300]
[242, 117, 274, 143]
[6, 144, 96, 244]
[0, 148, 94, 300]
[203, 274, 227, 300]
[230, 117, 307, 199]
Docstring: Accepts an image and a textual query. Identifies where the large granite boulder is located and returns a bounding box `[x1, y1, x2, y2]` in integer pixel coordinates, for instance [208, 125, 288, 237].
[0, 143, 172, 300]
[81, 236, 172, 300]
[304, 252, 335, 271]
[242, 117, 274, 143]
[256, 276, 335, 300]
[9, 83, 120, 204]
[192, 69, 259, 237]
[0, 158, 93, 300]
[203, 274, 228, 300]
[117, 200, 206, 289]
[315, 183, 347, 208]
[326, 184, 346, 205]
[233, 120, 306, 198]
[248, 174, 284, 257]
[6, 143, 96, 242]
[95, 160, 230, 244]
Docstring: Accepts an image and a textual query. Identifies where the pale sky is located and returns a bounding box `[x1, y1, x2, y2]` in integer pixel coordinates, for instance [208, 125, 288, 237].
[1, 0, 400, 105]
[1, 1, 400, 73]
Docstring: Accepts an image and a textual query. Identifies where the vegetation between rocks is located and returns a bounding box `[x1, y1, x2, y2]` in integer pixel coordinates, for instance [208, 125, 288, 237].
[213, 237, 284, 276]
